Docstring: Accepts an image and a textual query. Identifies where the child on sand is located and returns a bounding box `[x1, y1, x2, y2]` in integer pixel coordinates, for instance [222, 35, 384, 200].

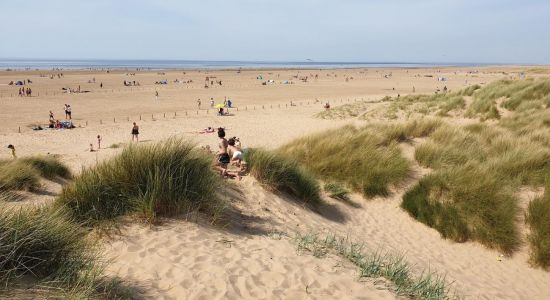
[213, 128, 240, 180]
[228, 137, 247, 174]
[131, 122, 139, 142]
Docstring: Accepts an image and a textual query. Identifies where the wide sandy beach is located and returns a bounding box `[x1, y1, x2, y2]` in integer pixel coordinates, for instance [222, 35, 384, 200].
[2, 66, 550, 299]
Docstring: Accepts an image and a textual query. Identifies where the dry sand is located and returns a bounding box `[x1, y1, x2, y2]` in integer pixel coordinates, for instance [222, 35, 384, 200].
[2, 66, 550, 299]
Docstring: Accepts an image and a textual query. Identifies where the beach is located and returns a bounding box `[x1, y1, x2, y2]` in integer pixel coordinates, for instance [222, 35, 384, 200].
[2, 65, 550, 299]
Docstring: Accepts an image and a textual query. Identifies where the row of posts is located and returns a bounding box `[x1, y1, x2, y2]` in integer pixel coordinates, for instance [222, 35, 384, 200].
[14, 98, 363, 133]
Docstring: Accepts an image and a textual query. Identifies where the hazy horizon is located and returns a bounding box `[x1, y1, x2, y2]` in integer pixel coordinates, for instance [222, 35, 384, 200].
[1, 0, 549, 64]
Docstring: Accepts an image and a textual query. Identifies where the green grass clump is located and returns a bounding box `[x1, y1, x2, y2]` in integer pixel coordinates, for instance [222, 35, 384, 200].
[19, 156, 72, 179]
[407, 121, 550, 254]
[323, 182, 350, 201]
[245, 148, 321, 204]
[374, 86, 480, 119]
[526, 182, 550, 269]
[0, 160, 41, 191]
[0, 205, 95, 288]
[0, 156, 70, 192]
[0, 200, 136, 298]
[56, 138, 224, 226]
[295, 233, 459, 299]
[402, 165, 520, 254]
[315, 101, 373, 119]
[280, 124, 411, 197]
[466, 78, 550, 120]
[415, 124, 550, 185]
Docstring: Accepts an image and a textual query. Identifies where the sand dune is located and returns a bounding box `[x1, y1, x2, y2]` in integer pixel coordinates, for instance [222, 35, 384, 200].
[2, 67, 550, 299]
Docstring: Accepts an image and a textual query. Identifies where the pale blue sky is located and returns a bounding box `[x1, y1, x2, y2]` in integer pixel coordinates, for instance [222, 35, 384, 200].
[1, 0, 548, 63]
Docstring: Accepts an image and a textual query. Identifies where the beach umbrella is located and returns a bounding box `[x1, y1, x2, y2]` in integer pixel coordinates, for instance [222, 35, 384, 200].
[214, 103, 225, 108]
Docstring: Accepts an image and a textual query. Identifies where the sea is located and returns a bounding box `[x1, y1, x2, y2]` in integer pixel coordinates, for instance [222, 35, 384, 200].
[0, 59, 489, 71]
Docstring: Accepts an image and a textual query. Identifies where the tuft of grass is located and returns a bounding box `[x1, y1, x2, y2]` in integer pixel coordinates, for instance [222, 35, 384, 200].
[315, 101, 373, 119]
[323, 182, 350, 201]
[415, 124, 550, 186]
[526, 182, 550, 269]
[0, 156, 71, 192]
[0, 160, 41, 191]
[402, 165, 520, 254]
[0, 204, 96, 288]
[0, 199, 138, 298]
[56, 138, 224, 226]
[245, 148, 321, 204]
[108, 142, 125, 149]
[372, 86, 480, 120]
[466, 78, 550, 120]
[280, 123, 420, 198]
[295, 233, 459, 299]
[19, 156, 72, 179]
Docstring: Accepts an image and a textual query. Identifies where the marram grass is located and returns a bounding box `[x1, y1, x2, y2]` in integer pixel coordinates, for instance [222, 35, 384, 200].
[245, 148, 321, 204]
[0, 156, 70, 192]
[56, 138, 224, 226]
[526, 180, 550, 269]
[295, 233, 460, 299]
[0, 200, 136, 298]
[278, 120, 444, 198]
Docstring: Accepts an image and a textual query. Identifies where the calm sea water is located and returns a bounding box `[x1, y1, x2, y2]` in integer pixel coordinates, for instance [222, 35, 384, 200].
[0, 59, 486, 70]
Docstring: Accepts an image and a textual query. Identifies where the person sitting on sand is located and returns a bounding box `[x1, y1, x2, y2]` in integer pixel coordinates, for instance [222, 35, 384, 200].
[131, 122, 139, 142]
[199, 126, 215, 134]
[324, 102, 330, 110]
[55, 120, 62, 129]
[7, 144, 16, 159]
[213, 128, 240, 180]
[218, 107, 224, 115]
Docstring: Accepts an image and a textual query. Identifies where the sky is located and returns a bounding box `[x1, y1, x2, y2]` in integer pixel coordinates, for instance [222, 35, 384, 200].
[1, 0, 549, 63]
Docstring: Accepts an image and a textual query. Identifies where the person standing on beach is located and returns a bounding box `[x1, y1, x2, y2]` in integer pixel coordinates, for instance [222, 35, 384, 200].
[155, 91, 159, 101]
[197, 98, 201, 109]
[210, 98, 215, 107]
[97, 135, 102, 149]
[49, 111, 54, 122]
[66, 105, 72, 119]
[100, 82, 103, 88]
[131, 122, 139, 142]
[7, 144, 16, 159]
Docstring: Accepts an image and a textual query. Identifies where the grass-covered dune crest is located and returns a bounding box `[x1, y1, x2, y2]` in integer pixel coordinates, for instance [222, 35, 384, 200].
[56, 138, 224, 226]
[0, 201, 136, 298]
[279, 119, 442, 198]
[245, 148, 322, 204]
[0, 156, 71, 192]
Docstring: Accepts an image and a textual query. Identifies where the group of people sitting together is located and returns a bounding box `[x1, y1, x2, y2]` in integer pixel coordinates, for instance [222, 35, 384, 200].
[123, 80, 140, 86]
[46, 106, 74, 129]
[208, 127, 246, 180]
